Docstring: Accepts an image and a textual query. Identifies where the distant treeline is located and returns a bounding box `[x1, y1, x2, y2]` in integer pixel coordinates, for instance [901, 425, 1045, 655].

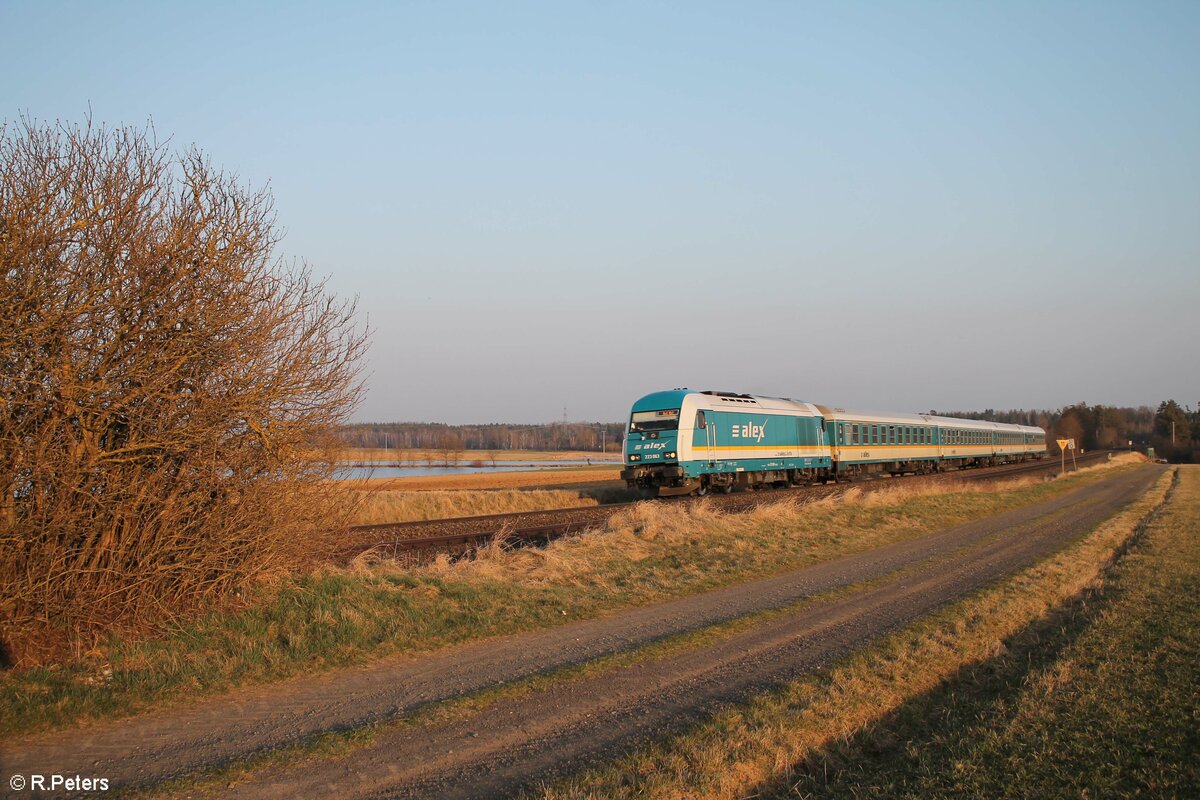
[337, 421, 627, 453]
[938, 400, 1199, 462]
[339, 400, 1200, 463]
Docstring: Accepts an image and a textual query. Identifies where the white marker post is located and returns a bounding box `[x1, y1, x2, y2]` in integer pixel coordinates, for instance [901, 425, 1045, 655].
[1069, 438, 1077, 470]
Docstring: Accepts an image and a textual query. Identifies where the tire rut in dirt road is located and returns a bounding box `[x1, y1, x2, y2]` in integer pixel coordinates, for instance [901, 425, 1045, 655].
[219, 466, 1166, 799]
[0, 466, 1164, 795]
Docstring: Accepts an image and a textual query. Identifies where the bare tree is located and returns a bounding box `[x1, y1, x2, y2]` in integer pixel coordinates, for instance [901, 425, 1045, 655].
[0, 117, 368, 664]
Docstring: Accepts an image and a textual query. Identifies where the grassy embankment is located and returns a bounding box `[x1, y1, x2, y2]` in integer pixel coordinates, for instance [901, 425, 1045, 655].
[531, 462, 1192, 800]
[0, 457, 1145, 738]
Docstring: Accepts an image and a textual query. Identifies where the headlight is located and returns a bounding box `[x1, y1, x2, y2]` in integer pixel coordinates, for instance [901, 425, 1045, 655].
[664, 451, 677, 459]
[628, 454, 641, 462]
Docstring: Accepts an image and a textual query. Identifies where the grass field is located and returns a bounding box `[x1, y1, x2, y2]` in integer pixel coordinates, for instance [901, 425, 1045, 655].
[359, 465, 624, 492]
[339, 448, 620, 463]
[0, 460, 1143, 738]
[347, 488, 597, 525]
[532, 463, 1191, 800]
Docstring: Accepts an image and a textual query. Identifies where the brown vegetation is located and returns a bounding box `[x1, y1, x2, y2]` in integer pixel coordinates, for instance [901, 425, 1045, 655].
[339, 447, 620, 463]
[0, 117, 367, 665]
[348, 489, 595, 525]
[363, 466, 622, 492]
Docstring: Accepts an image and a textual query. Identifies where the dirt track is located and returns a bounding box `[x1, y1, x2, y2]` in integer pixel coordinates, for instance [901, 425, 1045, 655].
[1, 466, 1165, 798]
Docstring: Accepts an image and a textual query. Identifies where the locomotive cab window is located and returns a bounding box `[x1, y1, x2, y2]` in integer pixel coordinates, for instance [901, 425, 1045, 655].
[630, 409, 680, 432]
[695, 410, 706, 430]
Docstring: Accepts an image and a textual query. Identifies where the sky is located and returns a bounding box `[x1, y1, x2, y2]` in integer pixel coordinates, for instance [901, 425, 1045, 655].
[3, 1, 1198, 423]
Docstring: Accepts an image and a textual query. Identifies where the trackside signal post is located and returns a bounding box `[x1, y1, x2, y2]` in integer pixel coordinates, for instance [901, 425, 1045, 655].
[1056, 438, 1077, 473]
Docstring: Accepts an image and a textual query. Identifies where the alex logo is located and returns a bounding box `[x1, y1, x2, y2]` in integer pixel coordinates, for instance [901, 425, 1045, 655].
[635, 442, 667, 450]
[730, 421, 767, 442]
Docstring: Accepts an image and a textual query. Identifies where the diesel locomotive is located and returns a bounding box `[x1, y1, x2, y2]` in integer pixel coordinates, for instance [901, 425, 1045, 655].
[621, 389, 1047, 496]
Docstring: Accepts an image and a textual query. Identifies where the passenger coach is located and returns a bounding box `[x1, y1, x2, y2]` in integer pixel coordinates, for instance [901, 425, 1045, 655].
[621, 389, 1047, 496]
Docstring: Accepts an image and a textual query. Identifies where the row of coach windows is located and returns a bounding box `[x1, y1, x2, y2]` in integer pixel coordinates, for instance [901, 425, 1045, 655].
[842, 425, 1038, 447]
[848, 423, 933, 446]
[945, 429, 992, 446]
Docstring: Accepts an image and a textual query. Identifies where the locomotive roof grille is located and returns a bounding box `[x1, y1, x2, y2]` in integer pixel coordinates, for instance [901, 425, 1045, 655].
[701, 391, 757, 402]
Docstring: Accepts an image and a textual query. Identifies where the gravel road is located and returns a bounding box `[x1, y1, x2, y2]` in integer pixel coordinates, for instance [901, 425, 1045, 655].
[0, 465, 1163, 799]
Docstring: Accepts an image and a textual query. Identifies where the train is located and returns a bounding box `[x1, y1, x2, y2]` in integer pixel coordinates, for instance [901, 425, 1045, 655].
[621, 389, 1047, 496]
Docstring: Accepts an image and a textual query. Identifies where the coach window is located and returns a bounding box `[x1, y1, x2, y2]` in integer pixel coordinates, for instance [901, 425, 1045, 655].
[695, 411, 706, 430]
[851, 423, 858, 444]
[838, 422, 845, 444]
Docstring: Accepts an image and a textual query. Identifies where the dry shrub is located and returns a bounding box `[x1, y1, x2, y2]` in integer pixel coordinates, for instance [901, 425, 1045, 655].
[0, 117, 367, 665]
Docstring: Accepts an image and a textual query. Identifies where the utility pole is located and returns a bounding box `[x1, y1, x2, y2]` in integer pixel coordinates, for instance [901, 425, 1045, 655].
[1172, 421, 1176, 445]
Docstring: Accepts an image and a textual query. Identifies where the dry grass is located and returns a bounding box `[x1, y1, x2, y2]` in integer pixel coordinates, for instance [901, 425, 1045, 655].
[417, 461, 1133, 593]
[346, 489, 596, 525]
[339, 448, 620, 463]
[530, 462, 1175, 800]
[1055, 450, 1146, 477]
[361, 466, 622, 491]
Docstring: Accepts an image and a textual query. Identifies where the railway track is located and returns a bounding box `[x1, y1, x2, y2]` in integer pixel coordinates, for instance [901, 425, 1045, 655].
[336, 451, 1115, 564]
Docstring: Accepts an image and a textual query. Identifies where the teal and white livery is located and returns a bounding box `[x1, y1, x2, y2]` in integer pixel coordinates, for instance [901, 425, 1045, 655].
[622, 389, 1047, 496]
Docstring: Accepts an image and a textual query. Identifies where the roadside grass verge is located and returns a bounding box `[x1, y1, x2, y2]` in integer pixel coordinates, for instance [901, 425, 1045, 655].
[0, 460, 1139, 738]
[347, 488, 596, 526]
[529, 464, 1181, 800]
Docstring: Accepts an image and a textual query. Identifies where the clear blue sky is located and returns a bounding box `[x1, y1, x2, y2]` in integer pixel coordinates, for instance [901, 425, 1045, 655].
[4, 1, 1198, 423]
